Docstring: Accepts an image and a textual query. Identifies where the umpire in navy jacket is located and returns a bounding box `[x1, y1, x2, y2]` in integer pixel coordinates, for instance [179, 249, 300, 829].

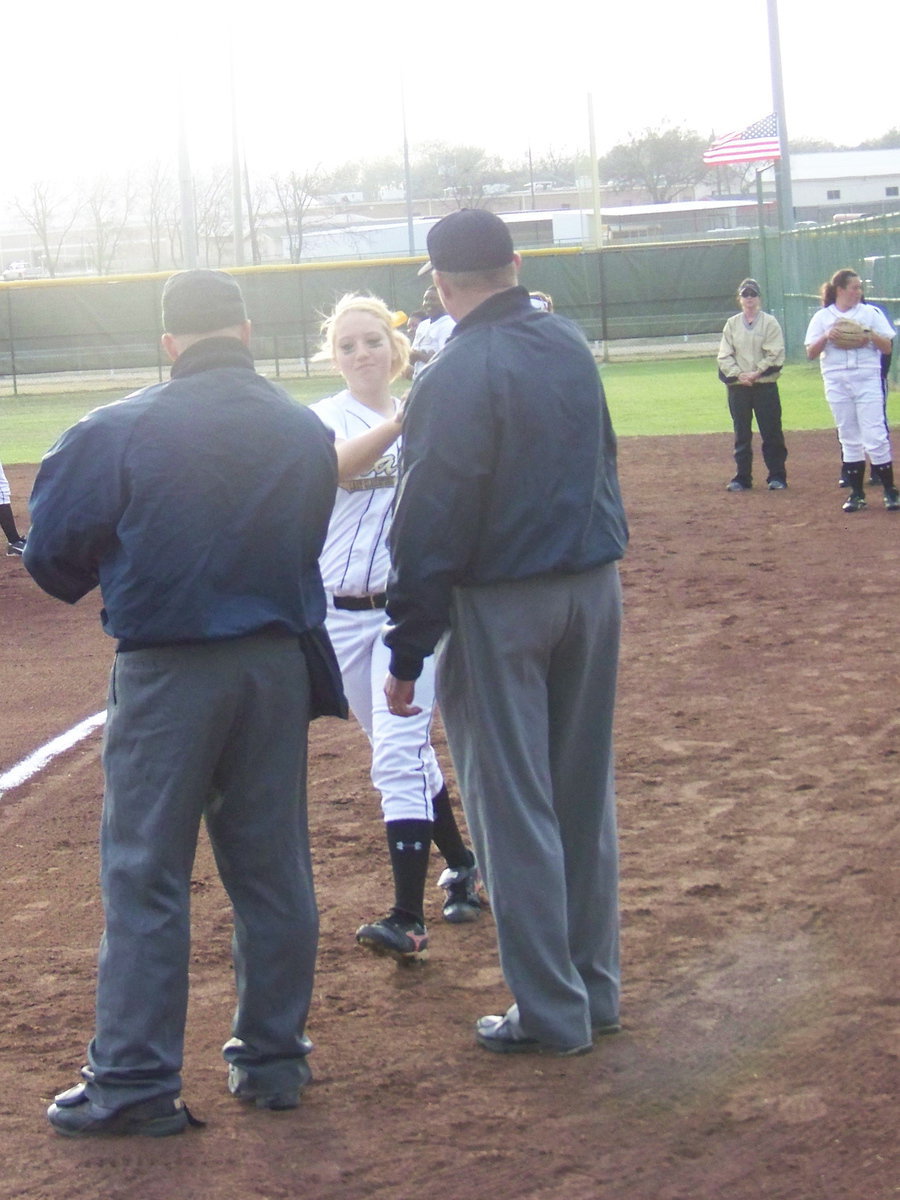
[384, 210, 628, 1056]
[26, 269, 340, 1136]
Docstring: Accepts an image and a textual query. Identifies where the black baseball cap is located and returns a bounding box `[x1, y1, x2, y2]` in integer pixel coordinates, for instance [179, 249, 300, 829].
[738, 279, 761, 297]
[418, 209, 515, 276]
[162, 269, 248, 334]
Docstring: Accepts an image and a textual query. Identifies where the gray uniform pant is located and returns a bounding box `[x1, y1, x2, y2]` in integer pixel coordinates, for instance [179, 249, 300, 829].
[436, 563, 621, 1049]
[85, 632, 318, 1109]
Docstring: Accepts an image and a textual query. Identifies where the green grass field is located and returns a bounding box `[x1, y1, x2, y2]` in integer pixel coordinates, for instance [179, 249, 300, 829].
[0, 358, 864, 465]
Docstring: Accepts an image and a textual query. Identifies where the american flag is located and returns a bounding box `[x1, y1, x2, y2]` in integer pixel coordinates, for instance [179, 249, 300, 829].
[703, 114, 782, 165]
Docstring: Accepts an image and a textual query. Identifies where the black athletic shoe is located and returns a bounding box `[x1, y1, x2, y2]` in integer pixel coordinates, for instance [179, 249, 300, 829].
[6, 538, 25, 557]
[47, 1083, 202, 1138]
[438, 863, 485, 923]
[355, 913, 428, 964]
[725, 481, 751, 491]
[842, 492, 867, 513]
[767, 480, 787, 490]
[884, 487, 900, 511]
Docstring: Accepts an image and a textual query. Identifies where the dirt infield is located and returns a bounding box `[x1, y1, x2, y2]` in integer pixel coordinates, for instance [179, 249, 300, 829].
[1, 434, 897, 1200]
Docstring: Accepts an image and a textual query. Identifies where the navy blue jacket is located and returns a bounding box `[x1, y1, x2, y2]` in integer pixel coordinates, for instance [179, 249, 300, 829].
[384, 286, 628, 680]
[25, 338, 338, 646]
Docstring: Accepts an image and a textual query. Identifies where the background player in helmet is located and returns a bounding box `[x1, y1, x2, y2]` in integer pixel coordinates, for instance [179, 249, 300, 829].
[311, 294, 481, 965]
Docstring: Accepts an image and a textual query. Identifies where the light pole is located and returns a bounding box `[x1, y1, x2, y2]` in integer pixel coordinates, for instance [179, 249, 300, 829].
[766, 0, 794, 231]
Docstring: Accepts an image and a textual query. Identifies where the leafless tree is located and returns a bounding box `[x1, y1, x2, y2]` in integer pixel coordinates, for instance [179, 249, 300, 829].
[194, 169, 232, 266]
[143, 163, 180, 270]
[13, 182, 83, 277]
[243, 161, 270, 265]
[413, 143, 505, 208]
[83, 174, 139, 275]
[271, 170, 320, 263]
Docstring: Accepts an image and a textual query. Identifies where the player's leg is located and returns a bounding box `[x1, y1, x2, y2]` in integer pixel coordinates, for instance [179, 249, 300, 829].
[826, 376, 866, 511]
[726, 386, 754, 488]
[438, 578, 593, 1050]
[205, 635, 317, 1106]
[753, 382, 788, 487]
[0, 462, 25, 550]
[856, 374, 899, 510]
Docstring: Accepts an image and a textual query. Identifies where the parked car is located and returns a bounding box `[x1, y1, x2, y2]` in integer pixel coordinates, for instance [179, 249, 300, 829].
[2, 261, 44, 281]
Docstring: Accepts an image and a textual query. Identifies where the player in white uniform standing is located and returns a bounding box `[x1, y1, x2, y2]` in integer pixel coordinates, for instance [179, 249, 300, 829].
[408, 285, 455, 378]
[311, 294, 481, 964]
[805, 268, 898, 512]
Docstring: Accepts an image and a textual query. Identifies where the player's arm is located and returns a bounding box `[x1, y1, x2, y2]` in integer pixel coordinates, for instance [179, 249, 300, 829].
[756, 314, 785, 377]
[332, 412, 403, 483]
[716, 320, 741, 383]
[805, 315, 829, 360]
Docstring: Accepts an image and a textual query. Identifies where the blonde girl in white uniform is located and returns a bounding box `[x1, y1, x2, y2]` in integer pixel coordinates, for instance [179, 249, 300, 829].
[311, 295, 481, 965]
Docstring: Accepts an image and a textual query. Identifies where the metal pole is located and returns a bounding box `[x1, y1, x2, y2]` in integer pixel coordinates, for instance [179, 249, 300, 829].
[587, 94, 608, 362]
[230, 47, 244, 266]
[177, 82, 198, 268]
[766, 0, 794, 231]
[6, 289, 18, 396]
[587, 94, 604, 249]
[756, 168, 772, 318]
[400, 76, 415, 257]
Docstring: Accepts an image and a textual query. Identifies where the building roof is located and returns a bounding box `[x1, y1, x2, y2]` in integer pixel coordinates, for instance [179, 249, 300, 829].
[790, 149, 900, 181]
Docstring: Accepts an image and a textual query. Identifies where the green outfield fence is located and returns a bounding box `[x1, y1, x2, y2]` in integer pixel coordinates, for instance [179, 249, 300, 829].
[0, 241, 750, 391]
[751, 211, 900, 384]
[1, 216, 897, 391]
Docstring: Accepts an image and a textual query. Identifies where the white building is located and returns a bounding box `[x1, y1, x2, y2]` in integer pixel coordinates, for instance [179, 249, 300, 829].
[790, 149, 900, 219]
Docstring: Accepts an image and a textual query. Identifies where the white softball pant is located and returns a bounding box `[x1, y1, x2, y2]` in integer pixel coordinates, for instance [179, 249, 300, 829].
[0, 462, 10, 505]
[325, 604, 444, 822]
[824, 370, 892, 465]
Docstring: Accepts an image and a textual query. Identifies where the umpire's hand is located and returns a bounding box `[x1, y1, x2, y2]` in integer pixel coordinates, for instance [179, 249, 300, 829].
[384, 674, 422, 717]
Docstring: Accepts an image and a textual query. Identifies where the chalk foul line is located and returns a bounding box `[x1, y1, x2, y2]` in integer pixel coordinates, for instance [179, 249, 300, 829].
[0, 711, 107, 798]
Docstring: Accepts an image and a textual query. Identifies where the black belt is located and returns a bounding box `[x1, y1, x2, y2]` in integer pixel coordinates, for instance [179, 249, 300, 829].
[332, 593, 387, 611]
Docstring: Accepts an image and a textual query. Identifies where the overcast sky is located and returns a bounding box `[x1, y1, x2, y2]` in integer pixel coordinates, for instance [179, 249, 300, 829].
[1, 0, 896, 200]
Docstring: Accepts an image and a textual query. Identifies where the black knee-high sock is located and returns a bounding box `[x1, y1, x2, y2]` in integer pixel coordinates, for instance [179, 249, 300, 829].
[846, 461, 866, 496]
[429, 784, 474, 871]
[878, 462, 894, 490]
[0, 503, 22, 543]
[385, 819, 432, 923]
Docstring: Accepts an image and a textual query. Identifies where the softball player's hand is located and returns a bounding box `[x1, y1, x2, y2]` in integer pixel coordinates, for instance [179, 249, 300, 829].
[384, 674, 422, 717]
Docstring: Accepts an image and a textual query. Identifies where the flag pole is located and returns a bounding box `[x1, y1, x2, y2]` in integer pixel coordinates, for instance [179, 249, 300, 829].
[766, 0, 793, 231]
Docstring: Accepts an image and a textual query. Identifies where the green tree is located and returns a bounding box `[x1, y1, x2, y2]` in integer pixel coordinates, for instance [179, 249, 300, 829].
[598, 126, 710, 203]
[855, 128, 900, 150]
[413, 142, 506, 207]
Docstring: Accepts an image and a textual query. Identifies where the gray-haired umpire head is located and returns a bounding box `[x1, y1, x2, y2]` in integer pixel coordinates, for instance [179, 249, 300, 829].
[162, 269, 248, 335]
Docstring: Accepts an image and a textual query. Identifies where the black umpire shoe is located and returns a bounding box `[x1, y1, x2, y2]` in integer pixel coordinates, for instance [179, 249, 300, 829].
[47, 1083, 202, 1138]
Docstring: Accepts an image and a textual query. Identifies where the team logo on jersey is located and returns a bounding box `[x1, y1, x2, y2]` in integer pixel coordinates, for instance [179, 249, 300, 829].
[340, 452, 397, 493]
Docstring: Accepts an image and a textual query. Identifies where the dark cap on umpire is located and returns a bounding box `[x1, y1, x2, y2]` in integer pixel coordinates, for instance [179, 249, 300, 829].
[162, 269, 248, 334]
[418, 209, 515, 276]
